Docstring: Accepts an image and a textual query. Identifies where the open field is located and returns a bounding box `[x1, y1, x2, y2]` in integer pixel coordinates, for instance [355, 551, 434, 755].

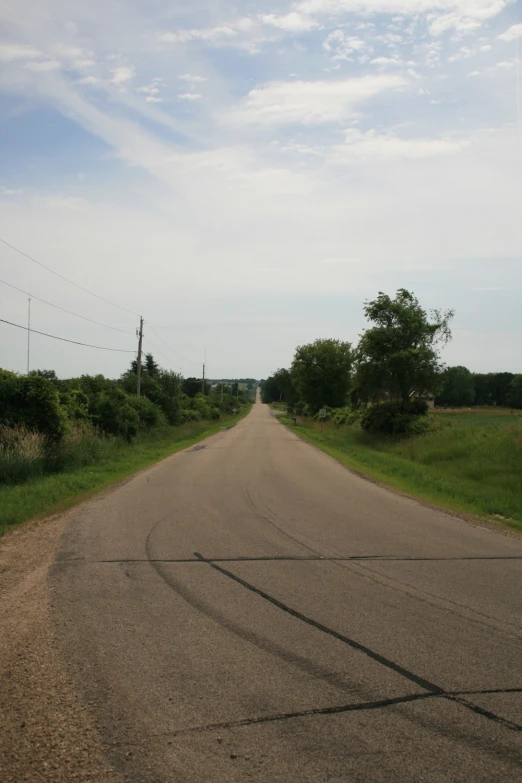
[278, 407, 522, 532]
[0, 407, 251, 536]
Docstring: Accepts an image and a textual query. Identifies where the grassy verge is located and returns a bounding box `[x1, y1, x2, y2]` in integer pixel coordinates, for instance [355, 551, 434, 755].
[279, 410, 522, 533]
[0, 406, 251, 537]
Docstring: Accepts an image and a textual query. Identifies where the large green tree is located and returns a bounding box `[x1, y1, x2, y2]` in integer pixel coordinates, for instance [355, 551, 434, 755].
[436, 366, 475, 407]
[355, 289, 453, 404]
[291, 339, 352, 413]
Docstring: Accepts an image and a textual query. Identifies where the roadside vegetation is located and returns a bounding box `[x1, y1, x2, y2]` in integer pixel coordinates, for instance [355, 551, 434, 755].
[262, 288, 522, 531]
[0, 357, 255, 535]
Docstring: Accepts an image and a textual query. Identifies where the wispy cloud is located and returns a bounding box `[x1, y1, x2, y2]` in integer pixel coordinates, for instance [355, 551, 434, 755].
[224, 74, 406, 126]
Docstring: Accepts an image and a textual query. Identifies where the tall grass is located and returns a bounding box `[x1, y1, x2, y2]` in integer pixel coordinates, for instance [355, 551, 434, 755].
[0, 423, 107, 485]
[282, 410, 522, 531]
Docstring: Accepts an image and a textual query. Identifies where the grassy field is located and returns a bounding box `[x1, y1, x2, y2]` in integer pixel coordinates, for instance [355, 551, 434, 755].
[278, 408, 522, 532]
[0, 406, 251, 537]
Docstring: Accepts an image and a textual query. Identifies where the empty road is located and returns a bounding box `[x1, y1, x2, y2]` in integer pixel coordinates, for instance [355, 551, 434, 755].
[52, 395, 522, 782]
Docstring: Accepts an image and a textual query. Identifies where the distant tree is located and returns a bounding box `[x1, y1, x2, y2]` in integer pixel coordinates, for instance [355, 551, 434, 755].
[355, 289, 453, 404]
[183, 377, 210, 397]
[473, 373, 515, 406]
[291, 339, 353, 413]
[29, 369, 58, 383]
[436, 366, 475, 407]
[145, 353, 159, 376]
[507, 375, 522, 409]
[262, 368, 296, 405]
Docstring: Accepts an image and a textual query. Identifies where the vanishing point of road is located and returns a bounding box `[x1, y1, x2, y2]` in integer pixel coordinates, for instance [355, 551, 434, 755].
[52, 392, 522, 782]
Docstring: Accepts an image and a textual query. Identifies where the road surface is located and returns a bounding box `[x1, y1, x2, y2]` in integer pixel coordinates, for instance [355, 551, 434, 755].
[52, 394, 522, 782]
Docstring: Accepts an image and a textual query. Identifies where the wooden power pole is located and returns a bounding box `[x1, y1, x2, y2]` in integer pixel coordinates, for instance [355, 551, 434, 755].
[136, 317, 144, 397]
[202, 363, 205, 396]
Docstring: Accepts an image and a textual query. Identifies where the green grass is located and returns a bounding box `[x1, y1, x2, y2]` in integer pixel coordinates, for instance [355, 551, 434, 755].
[280, 409, 522, 533]
[0, 406, 251, 537]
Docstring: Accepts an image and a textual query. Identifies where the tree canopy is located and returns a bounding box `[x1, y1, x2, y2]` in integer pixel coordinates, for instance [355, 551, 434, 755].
[355, 289, 454, 404]
[291, 338, 353, 413]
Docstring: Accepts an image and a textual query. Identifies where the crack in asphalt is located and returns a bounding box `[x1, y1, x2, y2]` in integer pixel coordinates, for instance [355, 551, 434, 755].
[53, 554, 522, 564]
[195, 552, 522, 733]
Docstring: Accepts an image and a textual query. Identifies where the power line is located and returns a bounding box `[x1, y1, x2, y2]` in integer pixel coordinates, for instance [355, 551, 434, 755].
[0, 278, 135, 335]
[1, 318, 136, 353]
[145, 321, 201, 366]
[0, 236, 139, 318]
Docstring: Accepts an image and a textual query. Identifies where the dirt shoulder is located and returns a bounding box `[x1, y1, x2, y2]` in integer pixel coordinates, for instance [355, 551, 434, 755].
[0, 512, 122, 783]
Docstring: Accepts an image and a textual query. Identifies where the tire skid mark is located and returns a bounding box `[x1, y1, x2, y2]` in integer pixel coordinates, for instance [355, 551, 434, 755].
[195, 552, 521, 734]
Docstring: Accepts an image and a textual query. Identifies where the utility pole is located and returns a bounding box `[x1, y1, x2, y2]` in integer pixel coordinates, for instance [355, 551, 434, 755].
[136, 317, 144, 397]
[202, 363, 205, 396]
[27, 297, 31, 375]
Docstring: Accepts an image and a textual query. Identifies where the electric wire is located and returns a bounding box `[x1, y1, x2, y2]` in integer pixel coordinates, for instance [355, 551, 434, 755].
[1, 318, 136, 353]
[0, 278, 134, 335]
[0, 236, 139, 318]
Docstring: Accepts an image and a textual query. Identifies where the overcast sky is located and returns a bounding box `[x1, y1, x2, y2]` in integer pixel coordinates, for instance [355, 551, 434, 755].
[0, 0, 521, 380]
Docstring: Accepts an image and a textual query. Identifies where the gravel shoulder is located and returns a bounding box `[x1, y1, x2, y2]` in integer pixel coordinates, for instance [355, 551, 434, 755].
[0, 512, 122, 783]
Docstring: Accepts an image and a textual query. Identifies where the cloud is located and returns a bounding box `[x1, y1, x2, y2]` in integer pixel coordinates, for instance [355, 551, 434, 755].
[76, 75, 100, 86]
[110, 65, 135, 85]
[260, 12, 319, 32]
[178, 92, 202, 101]
[499, 23, 522, 41]
[323, 30, 366, 61]
[145, 96, 162, 103]
[161, 25, 243, 44]
[298, 1, 510, 37]
[225, 75, 405, 126]
[333, 129, 471, 161]
[24, 59, 62, 72]
[0, 186, 22, 197]
[179, 73, 208, 82]
[0, 43, 41, 62]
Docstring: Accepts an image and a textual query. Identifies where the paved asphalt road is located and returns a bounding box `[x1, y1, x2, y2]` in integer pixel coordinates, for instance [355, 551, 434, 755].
[52, 394, 522, 782]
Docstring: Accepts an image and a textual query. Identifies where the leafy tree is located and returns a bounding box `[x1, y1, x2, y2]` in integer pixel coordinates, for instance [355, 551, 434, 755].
[30, 369, 58, 383]
[473, 373, 516, 406]
[507, 375, 522, 409]
[436, 366, 475, 407]
[291, 339, 353, 413]
[355, 289, 453, 404]
[144, 353, 159, 376]
[183, 377, 210, 397]
[262, 368, 296, 404]
[0, 370, 66, 440]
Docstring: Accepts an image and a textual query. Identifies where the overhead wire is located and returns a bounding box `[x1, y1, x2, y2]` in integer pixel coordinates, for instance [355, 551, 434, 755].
[0, 278, 135, 335]
[0, 236, 140, 318]
[1, 318, 136, 353]
[0, 236, 225, 374]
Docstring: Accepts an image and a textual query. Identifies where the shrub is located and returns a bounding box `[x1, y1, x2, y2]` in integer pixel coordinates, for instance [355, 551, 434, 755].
[179, 408, 201, 423]
[130, 396, 166, 429]
[0, 370, 67, 441]
[331, 406, 361, 428]
[115, 404, 140, 442]
[361, 399, 429, 435]
[44, 424, 106, 473]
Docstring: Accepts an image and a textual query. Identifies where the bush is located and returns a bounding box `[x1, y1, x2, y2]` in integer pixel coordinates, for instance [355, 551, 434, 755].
[130, 396, 166, 429]
[361, 399, 429, 435]
[331, 406, 361, 428]
[44, 424, 106, 473]
[115, 404, 140, 442]
[179, 409, 201, 423]
[0, 370, 67, 441]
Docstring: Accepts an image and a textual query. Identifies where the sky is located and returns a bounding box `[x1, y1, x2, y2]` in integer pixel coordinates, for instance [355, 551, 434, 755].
[0, 0, 521, 380]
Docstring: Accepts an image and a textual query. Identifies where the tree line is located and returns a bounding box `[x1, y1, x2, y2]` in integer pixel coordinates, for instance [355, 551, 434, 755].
[0, 353, 253, 444]
[261, 288, 521, 434]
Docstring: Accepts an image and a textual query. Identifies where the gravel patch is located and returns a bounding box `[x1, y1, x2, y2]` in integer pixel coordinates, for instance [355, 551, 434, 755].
[0, 515, 123, 783]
